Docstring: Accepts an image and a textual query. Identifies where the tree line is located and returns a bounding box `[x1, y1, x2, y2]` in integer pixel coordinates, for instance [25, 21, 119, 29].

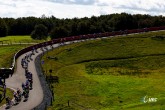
[1, 13, 165, 39]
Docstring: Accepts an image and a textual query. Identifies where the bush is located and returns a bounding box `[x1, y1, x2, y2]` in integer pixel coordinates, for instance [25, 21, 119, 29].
[0, 18, 8, 37]
[31, 24, 48, 40]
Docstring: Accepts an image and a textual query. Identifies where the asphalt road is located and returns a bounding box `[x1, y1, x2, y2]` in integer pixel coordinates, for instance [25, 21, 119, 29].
[0, 49, 44, 110]
[0, 43, 64, 110]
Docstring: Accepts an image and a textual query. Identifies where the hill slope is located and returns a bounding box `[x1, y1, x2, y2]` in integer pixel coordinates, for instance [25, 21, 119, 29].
[42, 31, 165, 110]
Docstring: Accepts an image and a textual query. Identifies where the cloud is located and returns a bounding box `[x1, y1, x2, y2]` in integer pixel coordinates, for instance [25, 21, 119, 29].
[46, 0, 98, 5]
[99, 8, 108, 15]
[115, 0, 165, 15]
[0, 0, 101, 18]
[0, 0, 165, 18]
[97, 2, 109, 6]
[0, 1, 17, 7]
[95, 0, 165, 16]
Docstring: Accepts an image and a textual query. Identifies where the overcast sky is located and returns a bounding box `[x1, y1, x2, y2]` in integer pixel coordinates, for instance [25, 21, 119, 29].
[0, 0, 165, 18]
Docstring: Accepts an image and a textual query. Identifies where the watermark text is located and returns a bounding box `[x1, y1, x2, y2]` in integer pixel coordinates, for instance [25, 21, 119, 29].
[142, 95, 158, 103]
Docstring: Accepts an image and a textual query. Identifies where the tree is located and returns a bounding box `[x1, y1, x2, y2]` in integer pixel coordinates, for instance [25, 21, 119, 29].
[77, 20, 90, 35]
[31, 24, 48, 40]
[2, 13, 165, 37]
[50, 27, 69, 39]
[109, 13, 135, 31]
[0, 18, 8, 37]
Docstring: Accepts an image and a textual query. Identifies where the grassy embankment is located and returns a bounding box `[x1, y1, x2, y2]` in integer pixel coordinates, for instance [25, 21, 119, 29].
[0, 35, 43, 106]
[0, 35, 46, 44]
[42, 31, 165, 110]
[0, 88, 13, 106]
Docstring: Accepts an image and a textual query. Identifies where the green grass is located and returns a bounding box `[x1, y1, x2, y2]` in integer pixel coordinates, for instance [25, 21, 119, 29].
[52, 37, 165, 65]
[0, 45, 28, 68]
[42, 31, 165, 110]
[0, 35, 46, 68]
[0, 87, 13, 106]
[0, 36, 49, 44]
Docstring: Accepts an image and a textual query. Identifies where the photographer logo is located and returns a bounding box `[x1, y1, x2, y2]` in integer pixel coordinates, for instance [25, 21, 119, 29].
[143, 95, 157, 103]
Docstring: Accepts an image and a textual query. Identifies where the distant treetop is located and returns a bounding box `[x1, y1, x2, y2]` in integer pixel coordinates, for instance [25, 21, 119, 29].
[2, 13, 165, 39]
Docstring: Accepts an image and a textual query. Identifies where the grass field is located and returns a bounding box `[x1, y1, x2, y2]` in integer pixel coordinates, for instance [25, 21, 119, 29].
[0, 36, 48, 44]
[0, 87, 13, 106]
[0, 35, 46, 68]
[0, 45, 28, 68]
[42, 31, 165, 110]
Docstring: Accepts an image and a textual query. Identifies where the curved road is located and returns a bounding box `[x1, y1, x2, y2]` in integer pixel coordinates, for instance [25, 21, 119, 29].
[0, 48, 44, 110]
[0, 40, 82, 110]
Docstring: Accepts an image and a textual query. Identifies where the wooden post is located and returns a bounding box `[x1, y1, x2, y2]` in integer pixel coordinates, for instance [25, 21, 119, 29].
[45, 102, 47, 110]
[68, 100, 70, 107]
[52, 90, 54, 101]
[3, 84, 6, 98]
[51, 97, 53, 106]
